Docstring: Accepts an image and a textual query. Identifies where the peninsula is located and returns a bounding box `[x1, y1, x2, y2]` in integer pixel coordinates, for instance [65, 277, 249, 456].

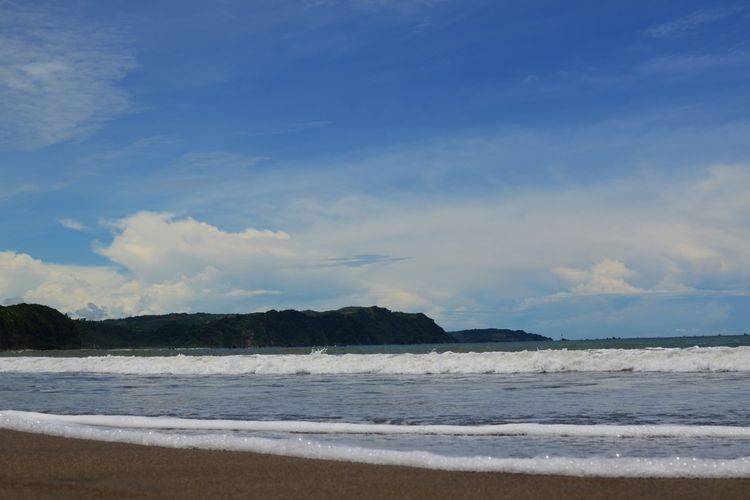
[0, 303, 551, 350]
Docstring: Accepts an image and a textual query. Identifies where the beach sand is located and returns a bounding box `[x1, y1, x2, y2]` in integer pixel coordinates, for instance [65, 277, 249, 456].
[1, 430, 748, 499]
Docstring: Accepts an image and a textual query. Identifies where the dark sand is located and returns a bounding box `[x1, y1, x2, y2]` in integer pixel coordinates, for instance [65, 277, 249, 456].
[1, 430, 748, 499]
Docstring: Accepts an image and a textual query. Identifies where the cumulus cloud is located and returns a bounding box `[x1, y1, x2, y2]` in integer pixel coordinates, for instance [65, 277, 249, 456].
[1, 166, 749, 332]
[0, 251, 130, 317]
[285, 164, 750, 326]
[0, 213, 296, 318]
[0, 3, 135, 150]
[72, 302, 109, 321]
[520, 258, 671, 309]
[97, 212, 291, 281]
[555, 259, 643, 296]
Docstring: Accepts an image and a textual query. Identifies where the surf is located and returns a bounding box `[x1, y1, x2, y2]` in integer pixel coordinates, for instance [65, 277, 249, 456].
[1, 346, 749, 375]
[2, 411, 750, 478]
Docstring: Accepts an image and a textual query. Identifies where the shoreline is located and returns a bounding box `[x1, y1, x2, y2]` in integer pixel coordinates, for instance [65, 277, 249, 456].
[1, 430, 749, 499]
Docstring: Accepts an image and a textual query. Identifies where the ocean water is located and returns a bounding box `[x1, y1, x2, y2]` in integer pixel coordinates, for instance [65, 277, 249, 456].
[2, 336, 750, 477]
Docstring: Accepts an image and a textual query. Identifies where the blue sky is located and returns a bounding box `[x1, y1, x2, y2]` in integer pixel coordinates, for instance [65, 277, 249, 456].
[1, 0, 749, 337]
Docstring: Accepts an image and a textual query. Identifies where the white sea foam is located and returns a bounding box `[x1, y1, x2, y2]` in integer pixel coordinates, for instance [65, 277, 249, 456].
[4, 411, 750, 438]
[1, 346, 749, 375]
[1, 411, 749, 478]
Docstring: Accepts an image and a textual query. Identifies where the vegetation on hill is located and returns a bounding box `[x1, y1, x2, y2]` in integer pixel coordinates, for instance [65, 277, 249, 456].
[0, 303, 551, 350]
[75, 306, 453, 348]
[0, 304, 81, 350]
[448, 328, 552, 343]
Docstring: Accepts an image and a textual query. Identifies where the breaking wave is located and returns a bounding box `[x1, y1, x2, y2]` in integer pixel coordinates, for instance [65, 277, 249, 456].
[1, 346, 749, 375]
[2, 411, 749, 478]
[4, 411, 750, 438]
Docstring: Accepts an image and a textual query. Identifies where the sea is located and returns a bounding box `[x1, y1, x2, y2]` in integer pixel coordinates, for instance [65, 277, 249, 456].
[2, 335, 750, 478]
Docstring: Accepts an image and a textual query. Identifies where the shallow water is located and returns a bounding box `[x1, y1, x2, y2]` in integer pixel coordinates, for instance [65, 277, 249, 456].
[2, 336, 750, 476]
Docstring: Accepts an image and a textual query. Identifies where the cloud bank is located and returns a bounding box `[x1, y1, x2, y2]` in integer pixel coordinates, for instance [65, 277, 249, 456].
[1, 166, 749, 335]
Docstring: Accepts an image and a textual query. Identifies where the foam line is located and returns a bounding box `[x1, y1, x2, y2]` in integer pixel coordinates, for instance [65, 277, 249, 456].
[4, 411, 750, 438]
[1, 411, 749, 478]
[1, 346, 749, 374]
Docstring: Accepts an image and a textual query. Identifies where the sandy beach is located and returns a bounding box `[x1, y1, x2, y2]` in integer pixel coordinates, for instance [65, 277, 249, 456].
[0, 430, 747, 499]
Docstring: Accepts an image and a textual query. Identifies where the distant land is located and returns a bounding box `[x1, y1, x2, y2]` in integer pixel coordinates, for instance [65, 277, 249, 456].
[0, 304, 81, 350]
[449, 328, 552, 343]
[0, 303, 551, 350]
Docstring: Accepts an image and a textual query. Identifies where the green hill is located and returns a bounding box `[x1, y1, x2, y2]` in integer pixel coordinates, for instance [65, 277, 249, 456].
[0, 303, 551, 350]
[75, 306, 453, 348]
[0, 303, 81, 350]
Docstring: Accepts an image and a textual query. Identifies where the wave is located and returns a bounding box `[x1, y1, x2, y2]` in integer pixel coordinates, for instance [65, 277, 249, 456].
[1, 346, 749, 374]
[1, 411, 749, 478]
[4, 411, 750, 438]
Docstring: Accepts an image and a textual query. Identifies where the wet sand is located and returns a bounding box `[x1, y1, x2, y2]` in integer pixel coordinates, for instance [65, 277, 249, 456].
[1, 430, 748, 499]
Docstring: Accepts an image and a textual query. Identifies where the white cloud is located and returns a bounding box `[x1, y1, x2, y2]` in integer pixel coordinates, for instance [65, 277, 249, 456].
[0, 250, 130, 317]
[58, 218, 87, 231]
[1, 166, 749, 331]
[555, 259, 643, 296]
[519, 258, 656, 308]
[646, 7, 740, 38]
[0, 214, 296, 318]
[663, 165, 750, 224]
[0, 3, 135, 150]
[284, 165, 750, 322]
[97, 211, 291, 281]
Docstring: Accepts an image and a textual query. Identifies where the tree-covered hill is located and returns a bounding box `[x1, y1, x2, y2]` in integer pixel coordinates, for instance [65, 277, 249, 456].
[0, 303, 81, 350]
[75, 306, 453, 348]
[0, 303, 551, 350]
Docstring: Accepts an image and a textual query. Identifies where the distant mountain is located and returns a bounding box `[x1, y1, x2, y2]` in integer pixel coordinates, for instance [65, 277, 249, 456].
[0, 303, 81, 350]
[448, 328, 552, 343]
[75, 306, 453, 348]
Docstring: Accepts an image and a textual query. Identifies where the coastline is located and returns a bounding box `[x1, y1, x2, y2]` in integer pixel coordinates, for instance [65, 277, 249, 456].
[1, 430, 748, 499]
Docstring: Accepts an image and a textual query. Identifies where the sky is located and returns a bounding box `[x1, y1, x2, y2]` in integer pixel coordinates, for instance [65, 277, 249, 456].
[1, 0, 749, 338]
